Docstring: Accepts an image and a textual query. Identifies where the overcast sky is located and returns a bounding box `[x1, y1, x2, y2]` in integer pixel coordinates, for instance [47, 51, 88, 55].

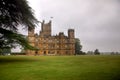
[26, 0, 120, 52]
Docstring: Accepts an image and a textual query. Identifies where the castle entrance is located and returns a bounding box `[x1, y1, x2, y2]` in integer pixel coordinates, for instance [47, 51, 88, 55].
[44, 51, 46, 55]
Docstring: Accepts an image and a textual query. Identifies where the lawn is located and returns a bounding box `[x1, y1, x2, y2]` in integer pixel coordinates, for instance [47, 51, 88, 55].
[0, 55, 120, 80]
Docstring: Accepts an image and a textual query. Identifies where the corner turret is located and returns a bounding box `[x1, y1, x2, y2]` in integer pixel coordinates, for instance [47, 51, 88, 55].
[68, 29, 74, 38]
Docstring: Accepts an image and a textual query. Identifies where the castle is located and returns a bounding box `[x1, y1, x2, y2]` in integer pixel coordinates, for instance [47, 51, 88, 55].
[26, 20, 75, 55]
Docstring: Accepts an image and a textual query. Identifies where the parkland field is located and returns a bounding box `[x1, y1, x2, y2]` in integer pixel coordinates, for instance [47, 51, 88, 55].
[0, 55, 120, 80]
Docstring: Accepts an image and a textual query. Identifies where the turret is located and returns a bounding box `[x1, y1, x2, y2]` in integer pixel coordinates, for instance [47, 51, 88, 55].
[68, 29, 74, 38]
[27, 28, 35, 55]
[28, 27, 35, 37]
[59, 32, 64, 37]
[41, 20, 45, 31]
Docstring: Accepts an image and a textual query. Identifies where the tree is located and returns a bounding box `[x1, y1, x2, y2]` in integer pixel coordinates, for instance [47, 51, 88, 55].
[75, 38, 84, 55]
[0, 0, 38, 51]
[94, 49, 100, 55]
[0, 48, 11, 55]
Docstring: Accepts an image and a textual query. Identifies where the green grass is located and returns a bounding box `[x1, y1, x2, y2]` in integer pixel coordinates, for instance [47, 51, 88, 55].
[0, 55, 120, 80]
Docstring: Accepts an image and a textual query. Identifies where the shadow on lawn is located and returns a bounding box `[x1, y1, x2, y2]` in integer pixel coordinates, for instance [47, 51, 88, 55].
[0, 56, 38, 63]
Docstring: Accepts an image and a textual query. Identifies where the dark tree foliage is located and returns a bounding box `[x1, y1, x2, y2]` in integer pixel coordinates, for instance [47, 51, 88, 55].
[75, 38, 84, 55]
[0, 28, 36, 49]
[0, 0, 38, 30]
[0, 0, 38, 51]
[94, 49, 100, 55]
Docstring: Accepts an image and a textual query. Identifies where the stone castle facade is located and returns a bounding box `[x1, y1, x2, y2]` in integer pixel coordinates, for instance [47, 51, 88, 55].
[26, 20, 75, 55]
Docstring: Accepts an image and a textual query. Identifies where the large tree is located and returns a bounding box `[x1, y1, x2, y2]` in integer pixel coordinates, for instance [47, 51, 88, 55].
[0, 0, 38, 51]
[75, 38, 83, 55]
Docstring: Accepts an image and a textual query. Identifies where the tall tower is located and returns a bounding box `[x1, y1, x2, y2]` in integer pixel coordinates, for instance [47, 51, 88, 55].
[68, 29, 75, 55]
[68, 29, 74, 39]
[27, 28, 35, 55]
[40, 20, 51, 37]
